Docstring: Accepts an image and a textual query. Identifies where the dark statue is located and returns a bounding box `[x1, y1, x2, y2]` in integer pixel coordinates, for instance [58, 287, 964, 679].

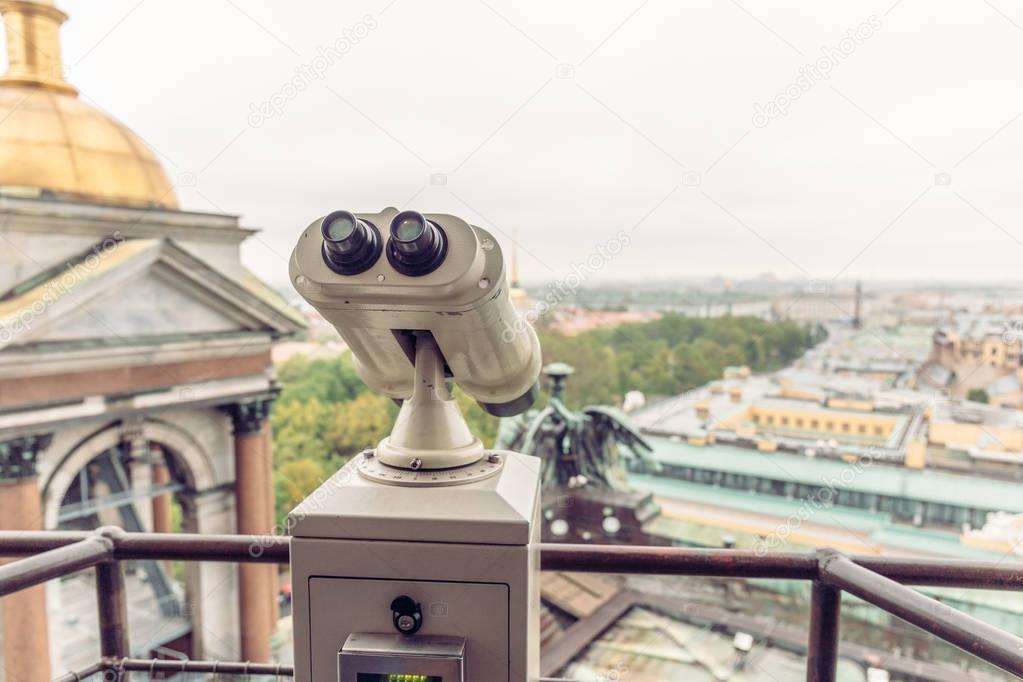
[495, 362, 659, 490]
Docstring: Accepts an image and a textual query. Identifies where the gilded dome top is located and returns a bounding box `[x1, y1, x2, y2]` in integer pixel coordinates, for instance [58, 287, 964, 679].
[0, 0, 178, 208]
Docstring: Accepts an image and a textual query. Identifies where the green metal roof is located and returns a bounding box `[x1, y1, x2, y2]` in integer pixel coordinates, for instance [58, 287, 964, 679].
[632, 474, 1010, 562]
[631, 474, 1023, 618]
[632, 474, 890, 532]
[647, 437, 1023, 513]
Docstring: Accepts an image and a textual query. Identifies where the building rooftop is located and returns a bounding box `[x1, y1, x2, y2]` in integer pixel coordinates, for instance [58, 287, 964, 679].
[988, 373, 1021, 396]
[775, 369, 883, 399]
[752, 397, 901, 423]
[646, 437, 1023, 513]
[939, 315, 1013, 342]
[931, 399, 1023, 429]
[631, 474, 1009, 561]
[560, 606, 868, 682]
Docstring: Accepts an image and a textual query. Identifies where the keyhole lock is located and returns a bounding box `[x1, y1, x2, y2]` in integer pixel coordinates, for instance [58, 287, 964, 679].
[390, 595, 423, 635]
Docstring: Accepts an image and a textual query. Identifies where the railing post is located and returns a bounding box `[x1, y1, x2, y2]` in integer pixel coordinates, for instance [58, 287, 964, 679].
[95, 527, 130, 680]
[807, 551, 842, 682]
[821, 552, 1023, 677]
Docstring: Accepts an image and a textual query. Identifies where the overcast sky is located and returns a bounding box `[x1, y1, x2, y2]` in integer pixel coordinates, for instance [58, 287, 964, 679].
[26, 0, 1023, 286]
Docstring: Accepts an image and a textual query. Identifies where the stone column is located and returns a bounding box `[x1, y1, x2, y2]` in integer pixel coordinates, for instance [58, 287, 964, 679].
[0, 434, 53, 682]
[127, 440, 154, 532]
[186, 489, 241, 661]
[262, 420, 280, 630]
[226, 399, 275, 662]
[150, 446, 173, 574]
[151, 446, 172, 534]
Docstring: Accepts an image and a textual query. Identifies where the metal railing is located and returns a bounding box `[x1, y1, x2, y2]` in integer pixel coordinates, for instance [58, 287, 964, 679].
[1, 527, 1022, 681]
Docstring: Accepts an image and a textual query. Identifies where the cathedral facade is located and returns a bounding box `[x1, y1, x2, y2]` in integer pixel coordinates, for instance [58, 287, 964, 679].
[0, 1, 301, 678]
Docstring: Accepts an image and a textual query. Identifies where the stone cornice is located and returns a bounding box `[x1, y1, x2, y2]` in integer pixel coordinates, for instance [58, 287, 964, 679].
[0, 194, 256, 244]
[0, 376, 275, 441]
[0, 333, 273, 381]
[0, 350, 273, 409]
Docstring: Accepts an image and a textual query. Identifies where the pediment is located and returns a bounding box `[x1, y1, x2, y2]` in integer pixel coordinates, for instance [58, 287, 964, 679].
[0, 238, 303, 350]
[43, 264, 252, 341]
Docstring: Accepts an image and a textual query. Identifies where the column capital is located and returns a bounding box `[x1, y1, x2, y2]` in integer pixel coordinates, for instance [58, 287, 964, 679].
[225, 398, 275, 436]
[0, 432, 53, 481]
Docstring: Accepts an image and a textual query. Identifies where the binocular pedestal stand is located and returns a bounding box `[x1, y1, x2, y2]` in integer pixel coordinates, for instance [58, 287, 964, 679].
[288, 333, 542, 682]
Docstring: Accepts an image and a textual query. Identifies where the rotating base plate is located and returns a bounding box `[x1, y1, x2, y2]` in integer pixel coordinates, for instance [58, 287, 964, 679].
[355, 450, 505, 486]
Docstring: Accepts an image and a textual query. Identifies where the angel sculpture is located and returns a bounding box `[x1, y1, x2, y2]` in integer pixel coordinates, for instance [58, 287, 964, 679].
[495, 362, 659, 491]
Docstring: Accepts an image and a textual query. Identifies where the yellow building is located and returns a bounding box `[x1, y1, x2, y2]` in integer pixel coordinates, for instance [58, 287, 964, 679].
[928, 402, 1023, 454]
[717, 398, 901, 446]
[928, 317, 1023, 405]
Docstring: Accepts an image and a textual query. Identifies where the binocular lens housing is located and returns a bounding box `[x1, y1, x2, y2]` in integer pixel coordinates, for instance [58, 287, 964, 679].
[387, 210, 447, 276]
[320, 210, 382, 275]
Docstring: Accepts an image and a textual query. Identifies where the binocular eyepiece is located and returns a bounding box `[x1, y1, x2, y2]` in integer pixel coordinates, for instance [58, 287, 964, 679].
[320, 210, 382, 275]
[321, 209, 447, 277]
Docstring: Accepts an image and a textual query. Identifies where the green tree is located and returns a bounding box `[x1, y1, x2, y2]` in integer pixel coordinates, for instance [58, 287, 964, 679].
[325, 392, 398, 464]
[967, 389, 989, 404]
[277, 354, 365, 406]
[454, 387, 500, 448]
[271, 397, 335, 522]
[274, 459, 327, 524]
[537, 330, 619, 406]
[272, 398, 333, 465]
[538, 314, 819, 406]
[276, 354, 311, 384]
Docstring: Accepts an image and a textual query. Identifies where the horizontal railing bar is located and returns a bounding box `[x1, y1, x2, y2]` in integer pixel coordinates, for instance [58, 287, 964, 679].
[0, 531, 1020, 589]
[541, 543, 820, 579]
[52, 660, 104, 682]
[53, 659, 577, 682]
[0, 530, 288, 563]
[0, 530, 92, 555]
[53, 658, 294, 680]
[542, 544, 1023, 588]
[49, 660, 584, 682]
[113, 531, 289, 563]
[0, 536, 112, 597]
[820, 553, 1023, 677]
[116, 657, 294, 675]
[854, 555, 1023, 590]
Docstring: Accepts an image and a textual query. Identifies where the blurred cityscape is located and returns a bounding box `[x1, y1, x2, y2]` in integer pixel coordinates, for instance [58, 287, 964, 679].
[1, 1, 1023, 681]
[273, 278, 1023, 680]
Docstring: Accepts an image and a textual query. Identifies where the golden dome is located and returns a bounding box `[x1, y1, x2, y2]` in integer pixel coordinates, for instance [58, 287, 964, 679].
[0, 0, 177, 208]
